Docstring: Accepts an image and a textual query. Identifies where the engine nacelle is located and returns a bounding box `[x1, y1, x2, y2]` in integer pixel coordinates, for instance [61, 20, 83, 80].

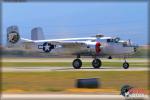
[86, 41, 102, 54]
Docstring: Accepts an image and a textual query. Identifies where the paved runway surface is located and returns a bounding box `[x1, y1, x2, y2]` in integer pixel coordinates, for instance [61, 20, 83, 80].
[2, 66, 149, 72]
[2, 58, 148, 62]
[2, 94, 149, 100]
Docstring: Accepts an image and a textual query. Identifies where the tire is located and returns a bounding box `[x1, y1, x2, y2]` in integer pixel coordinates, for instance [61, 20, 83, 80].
[92, 59, 102, 69]
[123, 62, 129, 69]
[72, 59, 82, 69]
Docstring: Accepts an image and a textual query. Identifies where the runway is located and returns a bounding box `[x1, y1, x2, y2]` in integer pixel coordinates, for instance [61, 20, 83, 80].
[2, 58, 148, 62]
[2, 66, 149, 72]
[1, 94, 149, 100]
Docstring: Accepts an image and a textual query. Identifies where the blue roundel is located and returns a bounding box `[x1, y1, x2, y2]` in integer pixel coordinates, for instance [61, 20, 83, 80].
[120, 85, 133, 97]
[42, 42, 54, 53]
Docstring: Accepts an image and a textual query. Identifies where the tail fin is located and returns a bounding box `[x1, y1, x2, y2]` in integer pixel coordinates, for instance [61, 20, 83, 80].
[31, 27, 45, 40]
[7, 26, 32, 49]
[7, 26, 21, 47]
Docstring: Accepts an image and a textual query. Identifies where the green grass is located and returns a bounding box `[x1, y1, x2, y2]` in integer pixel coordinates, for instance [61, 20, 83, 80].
[2, 62, 148, 67]
[2, 71, 149, 93]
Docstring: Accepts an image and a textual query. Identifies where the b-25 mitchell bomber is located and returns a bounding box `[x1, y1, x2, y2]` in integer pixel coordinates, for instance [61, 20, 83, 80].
[7, 26, 138, 69]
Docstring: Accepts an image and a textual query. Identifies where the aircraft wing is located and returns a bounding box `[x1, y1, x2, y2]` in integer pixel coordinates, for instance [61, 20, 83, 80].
[52, 41, 87, 47]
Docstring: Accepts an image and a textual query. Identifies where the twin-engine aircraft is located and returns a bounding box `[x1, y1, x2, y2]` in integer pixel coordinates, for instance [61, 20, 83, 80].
[7, 26, 138, 69]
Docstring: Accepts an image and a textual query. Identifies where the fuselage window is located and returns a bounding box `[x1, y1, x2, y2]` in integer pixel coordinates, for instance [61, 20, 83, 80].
[107, 39, 110, 42]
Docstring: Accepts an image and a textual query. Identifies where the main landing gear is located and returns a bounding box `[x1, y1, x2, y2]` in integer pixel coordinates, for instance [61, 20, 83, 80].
[92, 58, 102, 69]
[72, 55, 129, 69]
[72, 59, 82, 69]
[122, 57, 129, 69]
[72, 55, 102, 69]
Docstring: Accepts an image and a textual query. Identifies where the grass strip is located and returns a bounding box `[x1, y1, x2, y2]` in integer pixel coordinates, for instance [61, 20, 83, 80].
[2, 71, 149, 93]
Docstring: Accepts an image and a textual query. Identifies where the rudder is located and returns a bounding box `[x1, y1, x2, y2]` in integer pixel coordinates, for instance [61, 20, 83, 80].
[7, 25, 20, 44]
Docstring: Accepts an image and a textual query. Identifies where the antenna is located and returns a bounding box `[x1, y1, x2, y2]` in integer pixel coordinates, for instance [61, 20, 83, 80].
[95, 34, 104, 38]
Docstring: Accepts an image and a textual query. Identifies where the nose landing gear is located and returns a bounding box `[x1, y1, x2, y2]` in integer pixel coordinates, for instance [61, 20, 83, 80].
[123, 57, 129, 69]
[123, 62, 129, 69]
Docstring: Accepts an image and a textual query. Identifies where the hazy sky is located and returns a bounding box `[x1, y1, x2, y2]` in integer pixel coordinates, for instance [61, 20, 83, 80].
[2, 2, 148, 45]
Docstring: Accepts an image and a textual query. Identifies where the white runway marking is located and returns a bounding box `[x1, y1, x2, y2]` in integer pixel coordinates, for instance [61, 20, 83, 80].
[2, 94, 149, 100]
[2, 67, 149, 72]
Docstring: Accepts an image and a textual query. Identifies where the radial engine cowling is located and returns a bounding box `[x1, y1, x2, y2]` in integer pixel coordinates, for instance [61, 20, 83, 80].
[86, 41, 102, 54]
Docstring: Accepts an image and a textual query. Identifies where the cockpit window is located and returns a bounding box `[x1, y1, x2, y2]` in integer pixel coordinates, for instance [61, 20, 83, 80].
[114, 38, 120, 43]
[107, 39, 113, 42]
[107, 38, 120, 43]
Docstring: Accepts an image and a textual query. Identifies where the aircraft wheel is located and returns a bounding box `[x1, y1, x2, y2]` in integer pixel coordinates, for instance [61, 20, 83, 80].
[123, 62, 129, 69]
[92, 59, 102, 69]
[72, 59, 82, 69]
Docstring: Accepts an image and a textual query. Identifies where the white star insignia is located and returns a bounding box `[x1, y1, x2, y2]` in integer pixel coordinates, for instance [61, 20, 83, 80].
[44, 43, 50, 51]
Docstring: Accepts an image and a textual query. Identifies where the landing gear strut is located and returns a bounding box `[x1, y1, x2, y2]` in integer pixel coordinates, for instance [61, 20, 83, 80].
[92, 58, 102, 69]
[123, 57, 129, 69]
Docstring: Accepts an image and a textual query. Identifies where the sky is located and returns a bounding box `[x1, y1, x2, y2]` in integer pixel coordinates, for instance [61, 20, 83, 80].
[2, 2, 148, 45]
